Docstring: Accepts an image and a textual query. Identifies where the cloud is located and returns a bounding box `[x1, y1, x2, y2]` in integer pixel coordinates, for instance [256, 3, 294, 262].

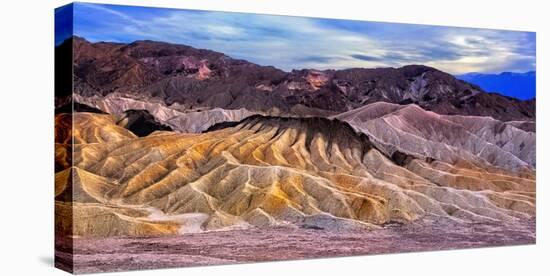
[296, 55, 337, 64]
[72, 3, 536, 74]
[350, 54, 382, 62]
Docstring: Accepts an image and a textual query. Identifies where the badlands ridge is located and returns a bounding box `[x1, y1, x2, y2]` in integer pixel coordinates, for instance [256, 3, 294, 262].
[55, 107, 535, 237]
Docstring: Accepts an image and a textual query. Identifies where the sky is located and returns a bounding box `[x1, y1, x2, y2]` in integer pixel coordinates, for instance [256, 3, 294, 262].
[58, 3, 536, 75]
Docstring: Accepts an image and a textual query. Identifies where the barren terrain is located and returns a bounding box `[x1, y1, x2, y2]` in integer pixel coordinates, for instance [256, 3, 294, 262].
[55, 217, 535, 274]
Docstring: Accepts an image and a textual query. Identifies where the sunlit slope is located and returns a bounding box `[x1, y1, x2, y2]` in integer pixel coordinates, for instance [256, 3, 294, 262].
[55, 112, 535, 237]
[334, 102, 536, 170]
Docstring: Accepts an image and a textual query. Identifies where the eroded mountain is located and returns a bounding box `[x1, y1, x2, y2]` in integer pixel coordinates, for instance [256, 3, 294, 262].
[55, 112, 535, 237]
[66, 36, 535, 122]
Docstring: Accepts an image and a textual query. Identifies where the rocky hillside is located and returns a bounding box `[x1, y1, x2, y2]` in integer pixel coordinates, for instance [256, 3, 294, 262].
[65, 36, 535, 122]
[334, 102, 535, 170]
[55, 112, 535, 237]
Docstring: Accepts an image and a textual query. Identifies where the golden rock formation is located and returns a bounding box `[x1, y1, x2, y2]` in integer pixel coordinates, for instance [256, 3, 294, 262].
[55, 112, 535, 237]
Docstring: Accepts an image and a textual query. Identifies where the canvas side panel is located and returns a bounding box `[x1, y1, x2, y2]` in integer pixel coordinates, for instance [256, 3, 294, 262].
[54, 3, 75, 274]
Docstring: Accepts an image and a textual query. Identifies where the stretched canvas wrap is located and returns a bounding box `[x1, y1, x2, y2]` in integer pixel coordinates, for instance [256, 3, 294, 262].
[54, 2, 537, 274]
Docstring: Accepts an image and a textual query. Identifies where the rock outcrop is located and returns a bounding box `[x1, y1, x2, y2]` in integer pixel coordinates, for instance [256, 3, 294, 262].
[116, 109, 172, 137]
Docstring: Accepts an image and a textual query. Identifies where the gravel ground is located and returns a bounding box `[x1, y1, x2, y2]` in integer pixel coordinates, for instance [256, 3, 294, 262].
[55, 217, 535, 274]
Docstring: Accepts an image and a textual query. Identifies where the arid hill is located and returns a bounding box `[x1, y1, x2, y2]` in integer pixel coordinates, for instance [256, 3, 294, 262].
[61, 36, 534, 122]
[334, 102, 536, 170]
[55, 112, 535, 237]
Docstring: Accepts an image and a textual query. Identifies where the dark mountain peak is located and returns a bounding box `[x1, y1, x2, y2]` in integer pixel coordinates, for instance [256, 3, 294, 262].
[208, 114, 375, 155]
[116, 109, 172, 137]
[398, 64, 440, 76]
[70, 35, 87, 43]
[208, 114, 420, 166]
[65, 38, 535, 122]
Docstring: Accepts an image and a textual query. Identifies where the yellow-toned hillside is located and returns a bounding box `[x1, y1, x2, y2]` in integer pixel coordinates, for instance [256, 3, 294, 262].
[55, 113, 536, 237]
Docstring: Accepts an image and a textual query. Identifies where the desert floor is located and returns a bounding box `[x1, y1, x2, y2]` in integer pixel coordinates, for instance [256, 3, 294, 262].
[55, 217, 535, 274]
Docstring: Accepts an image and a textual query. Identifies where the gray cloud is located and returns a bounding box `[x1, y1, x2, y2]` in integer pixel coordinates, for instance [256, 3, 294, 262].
[73, 3, 536, 74]
[350, 54, 382, 62]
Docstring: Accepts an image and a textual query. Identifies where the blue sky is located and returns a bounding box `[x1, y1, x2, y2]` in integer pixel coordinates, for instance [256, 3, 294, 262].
[60, 3, 536, 75]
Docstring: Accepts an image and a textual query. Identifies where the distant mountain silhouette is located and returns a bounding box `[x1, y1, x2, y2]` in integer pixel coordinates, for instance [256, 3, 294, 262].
[457, 71, 535, 100]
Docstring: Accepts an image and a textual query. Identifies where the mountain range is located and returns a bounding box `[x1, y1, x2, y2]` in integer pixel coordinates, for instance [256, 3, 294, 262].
[55, 36, 536, 238]
[457, 71, 536, 100]
[61, 36, 535, 122]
